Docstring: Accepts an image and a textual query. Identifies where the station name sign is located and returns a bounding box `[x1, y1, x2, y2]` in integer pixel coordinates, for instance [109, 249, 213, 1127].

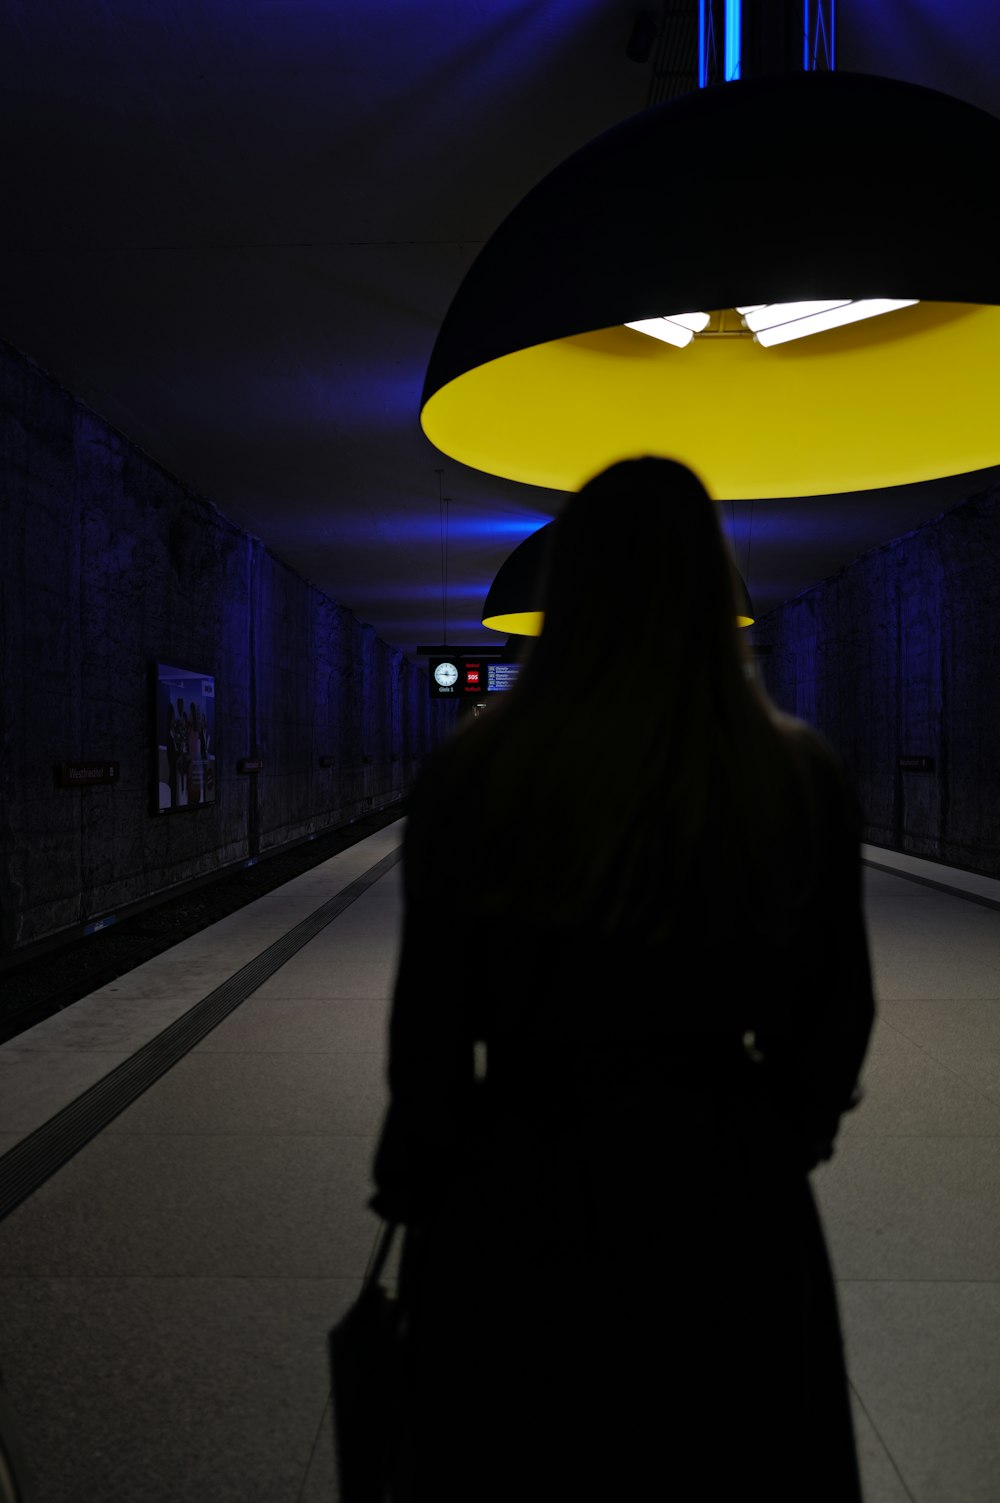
[59, 762, 120, 787]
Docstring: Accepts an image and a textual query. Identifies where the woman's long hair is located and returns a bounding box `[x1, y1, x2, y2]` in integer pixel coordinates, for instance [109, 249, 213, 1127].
[453, 457, 824, 944]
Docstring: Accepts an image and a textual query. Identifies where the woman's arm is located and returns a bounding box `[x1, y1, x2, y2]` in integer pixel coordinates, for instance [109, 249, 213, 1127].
[754, 737, 876, 1168]
[371, 764, 480, 1221]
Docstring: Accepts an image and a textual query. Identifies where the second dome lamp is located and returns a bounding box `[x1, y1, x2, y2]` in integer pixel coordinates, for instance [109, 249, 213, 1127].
[482, 521, 755, 636]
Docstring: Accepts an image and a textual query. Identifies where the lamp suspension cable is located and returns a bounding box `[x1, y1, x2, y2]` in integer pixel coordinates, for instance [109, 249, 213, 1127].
[727, 499, 753, 618]
[444, 494, 450, 645]
[436, 468, 451, 647]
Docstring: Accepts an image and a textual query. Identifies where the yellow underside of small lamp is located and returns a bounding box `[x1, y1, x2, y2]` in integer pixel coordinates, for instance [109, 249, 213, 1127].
[423, 301, 1000, 499]
[483, 608, 755, 634]
[482, 609, 546, 635]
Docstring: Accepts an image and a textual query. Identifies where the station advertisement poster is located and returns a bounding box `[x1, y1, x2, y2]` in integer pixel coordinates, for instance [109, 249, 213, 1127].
[154, 662, 217, 812]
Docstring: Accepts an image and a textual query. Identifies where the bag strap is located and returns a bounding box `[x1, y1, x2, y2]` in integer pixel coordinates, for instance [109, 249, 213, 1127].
[365, 1219, 398, 1290]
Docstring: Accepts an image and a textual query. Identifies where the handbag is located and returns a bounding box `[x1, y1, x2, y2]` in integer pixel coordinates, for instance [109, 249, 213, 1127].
[329, 1219, 406, 1503]
[0, 1370, 35, 1503]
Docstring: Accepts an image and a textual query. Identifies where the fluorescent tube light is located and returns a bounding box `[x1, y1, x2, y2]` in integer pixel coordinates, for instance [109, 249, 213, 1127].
[754, 298, 919, 346]
[625, 317, 695, 348]
[664, 311, 712, 332]
[743, 300, 852, 332]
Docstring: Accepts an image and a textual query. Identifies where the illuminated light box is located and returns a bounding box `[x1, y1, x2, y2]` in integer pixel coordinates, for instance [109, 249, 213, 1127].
[428, 656, 521, 699]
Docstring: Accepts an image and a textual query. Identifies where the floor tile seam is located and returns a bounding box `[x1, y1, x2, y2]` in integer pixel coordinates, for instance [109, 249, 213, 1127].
[868, 929, 1000, 955]
[0, 1273, 368, 1284]
[19, 1129, 380, 1140]
[873, 938, 1000, 972]
[832, 1131, 1000, 1139]
[182, 1047, 387, 1055]
[23, 1271, 998, 1292]
[251, 994, 393, 1001]
[36, 993, 395, 1004]
[0, 846, 402, 1222]
[872, 994, 1000, 1001]
[846, 1381, 919, 1503]
[863, 1025, 1000, 1112]
[0, 1048, 136, 1059]
[296, 1411, 336, 1503]
[867, 928, 996, 946]
[840, 1131, 1000, 1140]
[95, 1129, 381, 1138]
[874, 1001, 1000, 1013]
[873, 996, 1000, 1004]
[190, 1055, 386, 1063]
[836, 1277, 1000, 1284]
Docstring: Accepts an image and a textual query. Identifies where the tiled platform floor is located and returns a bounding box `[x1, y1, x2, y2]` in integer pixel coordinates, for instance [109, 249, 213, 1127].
[1, 829, 999, 1501]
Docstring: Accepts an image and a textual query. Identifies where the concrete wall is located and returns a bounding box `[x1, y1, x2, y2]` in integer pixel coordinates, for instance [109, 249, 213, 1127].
[0, 341, 450, 953]
[752, 480, 1000, 877]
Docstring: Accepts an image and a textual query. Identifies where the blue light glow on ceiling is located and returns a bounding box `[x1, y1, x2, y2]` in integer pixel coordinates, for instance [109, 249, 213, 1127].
[359, 579, 494, 603]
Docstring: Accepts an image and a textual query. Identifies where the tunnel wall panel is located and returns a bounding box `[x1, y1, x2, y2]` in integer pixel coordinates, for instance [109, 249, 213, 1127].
[0, 341, 449, 953]
[753, 481, 1000, 877]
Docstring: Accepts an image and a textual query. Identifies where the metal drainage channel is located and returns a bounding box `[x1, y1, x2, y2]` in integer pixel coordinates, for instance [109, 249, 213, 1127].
[0, 844, 403, 1223]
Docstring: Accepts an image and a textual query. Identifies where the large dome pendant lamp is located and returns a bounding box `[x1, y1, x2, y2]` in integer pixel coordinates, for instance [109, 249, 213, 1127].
[482, 521, 755, 636]
[420, 69, 1000, 500]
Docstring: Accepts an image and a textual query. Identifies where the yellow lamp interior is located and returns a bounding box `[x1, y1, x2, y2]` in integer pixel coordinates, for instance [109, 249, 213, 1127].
[424, 301, 1000, 498]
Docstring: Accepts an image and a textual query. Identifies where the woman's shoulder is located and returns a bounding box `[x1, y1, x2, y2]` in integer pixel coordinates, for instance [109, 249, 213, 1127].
[402, 716, 499, 838]
[773, 714, 862, 831]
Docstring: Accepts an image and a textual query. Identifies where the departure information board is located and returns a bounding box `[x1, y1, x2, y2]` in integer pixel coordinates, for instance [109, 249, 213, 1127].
[428, 657, 521, 699]
[487, 662, 520, 692]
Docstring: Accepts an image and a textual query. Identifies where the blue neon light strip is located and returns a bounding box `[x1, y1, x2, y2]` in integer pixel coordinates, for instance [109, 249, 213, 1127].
[724, 0, 741, 80]
[803, 1, 836, 71]
[698, 0, 707, 87]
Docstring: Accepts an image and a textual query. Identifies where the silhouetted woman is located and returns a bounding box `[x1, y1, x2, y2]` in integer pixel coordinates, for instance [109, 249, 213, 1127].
[372, 457, 875, 1502]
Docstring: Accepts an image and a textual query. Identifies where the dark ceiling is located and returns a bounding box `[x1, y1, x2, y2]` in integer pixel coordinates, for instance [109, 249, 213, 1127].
[2, 0, 999, 656]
